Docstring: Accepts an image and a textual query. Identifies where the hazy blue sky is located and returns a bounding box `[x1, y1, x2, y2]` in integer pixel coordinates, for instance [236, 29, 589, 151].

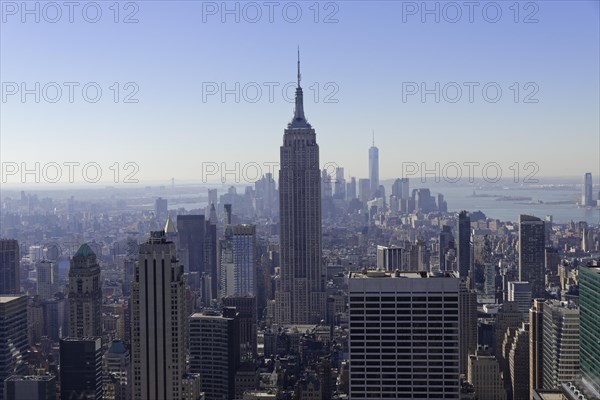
[1, 0, 599, 185]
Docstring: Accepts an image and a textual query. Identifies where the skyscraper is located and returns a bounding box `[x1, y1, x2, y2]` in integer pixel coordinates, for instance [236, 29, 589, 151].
[519, 215, 546, 298]
[60, 337, 103, 400]
[358, 178, 370, 204]
[275, 52, 326, 325]
[439, 225, 455, 272]
[582, 172, 593, 206]
[131, 230, 186, 400]
[509, 323, 530, 400]
[368, 134, 379, 198]
[219, 224, 257, 298]
[36, 260, 58, 300]
[189, 308, 240, 400]
[457, 211, 471, 281]
[529, 299, 545, 398]
[507, 281, 532, 321]
[346, 177, 357, 200]
[348, 270, 460, 399]
[0, 239, 20, 295]
[542, 300, 580, 390]
[460, 283, 478, 376]
[176, 215, 205, 277]
[68, 244, 102, 338]
[579, 265, 600, 395]
[0, 296, 28, 400]
[4, 375, 56, 400]
[333, 167, 346, 200]
[467, 349, 507, 400]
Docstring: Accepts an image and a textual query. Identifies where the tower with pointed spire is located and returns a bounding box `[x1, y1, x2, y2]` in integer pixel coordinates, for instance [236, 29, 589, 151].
[275, 51, 326, 325]
[369, 130, 379, 199]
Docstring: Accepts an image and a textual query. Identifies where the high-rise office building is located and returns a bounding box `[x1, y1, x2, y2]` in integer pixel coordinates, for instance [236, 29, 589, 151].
[103, 340, 130, 400]
[346, 177, 357, 200]
[0, 240, 20, 295]
[582, 172, 593, 206]
[508, 323, 530, 400]
[36, 260, 58, 300]
[460, 283, 478, 376]
[507, 281, 532, 322]
[467, 349, 506, 400]
[519, 215, 546, 298]
[222, 296, 257, 360]
[495, 301, 523, 365]
[358, 178, 370, 204]
[177, 215, 206, 276]
[0, 296, 28, 400]
[579, 265, 600, 396]
[189, 308, 240, 400]
[4, 375, 56, 400]
[368, 136, 379, 198]
[348, 270, 460, 399]
[439, 225, 455, 272]
[219, 225, 257, 298]
[68, 244, 102, 338]
[457, 211, 471, 281]
[529, 299, 545, 398]
[333, 167, 346, 200]
[205, 218, 218, 302]
[60, 337, 103, 400]
[275, 54, 326, 325]
[131, 230, 186, 400]
[542, 300, 579, 390]
[155, 197, 168, 220]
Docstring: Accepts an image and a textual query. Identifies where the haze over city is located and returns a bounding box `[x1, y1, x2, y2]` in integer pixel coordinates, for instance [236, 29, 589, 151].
[1, 2, 600, 400]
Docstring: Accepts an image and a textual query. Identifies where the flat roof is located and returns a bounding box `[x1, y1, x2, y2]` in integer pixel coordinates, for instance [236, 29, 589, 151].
[0, 295, 25, 303]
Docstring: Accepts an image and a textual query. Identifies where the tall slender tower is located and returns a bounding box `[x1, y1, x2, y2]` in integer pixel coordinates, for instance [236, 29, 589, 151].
[68, 244, 102, 338]
[457, 211, 472, 282]
[368, 132, 379, 198]
[131, 230, 186, 400]
[275, 51, 326, 325]
[582, 172, 593, 206]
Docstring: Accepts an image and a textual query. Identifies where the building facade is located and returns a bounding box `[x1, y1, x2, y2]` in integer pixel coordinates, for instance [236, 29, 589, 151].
[68, 244, 102, 338]
[275, 55, 326, 325]
[519, 215, 545, 298]
[131, 230, 186, 400]
[348, 270, 460, 399]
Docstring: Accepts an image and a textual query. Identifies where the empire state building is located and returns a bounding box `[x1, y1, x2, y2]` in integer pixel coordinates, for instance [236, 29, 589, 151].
[275, 52, 326, 324]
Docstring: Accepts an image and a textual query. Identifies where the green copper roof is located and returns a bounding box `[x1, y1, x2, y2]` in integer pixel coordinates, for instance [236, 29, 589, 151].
[75, 243, 96, 258]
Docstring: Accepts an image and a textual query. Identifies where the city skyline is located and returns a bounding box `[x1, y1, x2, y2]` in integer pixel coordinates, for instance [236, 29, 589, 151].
[1, 2, 599, 182]
[1, 2, 599, 399]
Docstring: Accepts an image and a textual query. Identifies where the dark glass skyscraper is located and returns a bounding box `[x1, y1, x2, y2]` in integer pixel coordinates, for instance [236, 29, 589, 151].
[176, 214, 206, 276]
[519, 215, 545, 298]
[457, 211, 471, 281]
[59, 337, 103, 400]
[275, 53, 326, 325]
[0, 239, 20, 295]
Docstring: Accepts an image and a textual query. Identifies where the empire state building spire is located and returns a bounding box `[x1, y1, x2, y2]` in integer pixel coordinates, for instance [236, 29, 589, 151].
[290, 48, 310, 129]
[276, 52, 325, 325]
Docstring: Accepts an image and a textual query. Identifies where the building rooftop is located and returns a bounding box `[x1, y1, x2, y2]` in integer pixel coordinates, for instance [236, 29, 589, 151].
[5, 375, 55, 382]
[0, 295, 25, 304]
[74, 243, 95, 258]
[349, 269, 458, 279]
